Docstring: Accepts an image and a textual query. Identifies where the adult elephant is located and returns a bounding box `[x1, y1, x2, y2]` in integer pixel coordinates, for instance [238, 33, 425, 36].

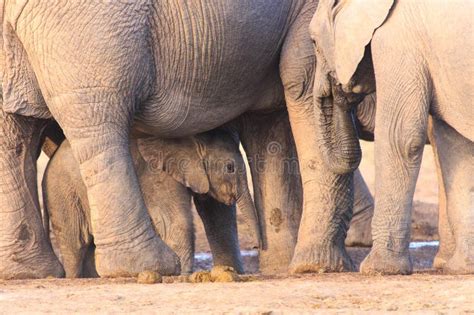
[0, 0, 359, 279]
[310, 0, 473, 274]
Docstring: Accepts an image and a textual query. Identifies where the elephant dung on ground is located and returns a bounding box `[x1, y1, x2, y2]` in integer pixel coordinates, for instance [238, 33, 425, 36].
[310, 0, 473, 274]
[42, 129, 259, 278]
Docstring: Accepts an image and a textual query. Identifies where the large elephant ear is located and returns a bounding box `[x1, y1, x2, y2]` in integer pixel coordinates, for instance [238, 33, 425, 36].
[331, 0, 394, 85]
[137, 137, 210, 194]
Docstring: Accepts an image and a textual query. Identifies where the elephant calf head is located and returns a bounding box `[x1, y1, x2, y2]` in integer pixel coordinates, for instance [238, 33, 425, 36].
[136, 129, 261, 248]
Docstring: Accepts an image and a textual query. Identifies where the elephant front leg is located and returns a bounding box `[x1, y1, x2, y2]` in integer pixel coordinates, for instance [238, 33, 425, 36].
[280, 8, 355, 274]
[194, 196, 244, 274]
[239, 110, 302, 274]
[53, 98, 180, 277]
[0, 109, 64, 279]
[360, 55, 431, 275]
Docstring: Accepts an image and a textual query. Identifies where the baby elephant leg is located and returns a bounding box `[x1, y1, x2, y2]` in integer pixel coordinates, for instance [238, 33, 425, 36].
[194, 196, 244, 273]
[42, 145, 93, 278]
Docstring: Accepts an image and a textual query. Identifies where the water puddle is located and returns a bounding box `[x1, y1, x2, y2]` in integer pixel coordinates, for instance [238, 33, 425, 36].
[409, 241, 439, 249]
[194, 249, 258, 261]
[194, 243, 439, 262]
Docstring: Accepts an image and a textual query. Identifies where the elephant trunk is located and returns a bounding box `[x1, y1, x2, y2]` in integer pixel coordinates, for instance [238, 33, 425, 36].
[313, 78, 362, 175]
[236, 178, 264, 250]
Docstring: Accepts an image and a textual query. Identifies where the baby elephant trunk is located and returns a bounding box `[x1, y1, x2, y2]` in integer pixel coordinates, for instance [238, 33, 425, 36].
[236, 179, 265, 250]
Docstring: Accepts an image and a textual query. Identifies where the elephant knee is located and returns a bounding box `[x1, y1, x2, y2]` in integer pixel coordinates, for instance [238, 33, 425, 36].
[400, 134, 426, 164]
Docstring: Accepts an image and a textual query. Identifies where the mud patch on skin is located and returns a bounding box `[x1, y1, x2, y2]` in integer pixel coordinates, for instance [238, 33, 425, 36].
[18, 223, 30, 241]
[307, 159, 317, 170]
[269, 208, 283, 232]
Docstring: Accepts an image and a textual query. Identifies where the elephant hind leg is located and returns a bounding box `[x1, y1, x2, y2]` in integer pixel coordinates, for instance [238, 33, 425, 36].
[0, 110, 64, 279]
[431, 118, 474, 274]
[346, 169, 374, 247]
[428, 118, 455, 270]
[238, 110, 302, 274]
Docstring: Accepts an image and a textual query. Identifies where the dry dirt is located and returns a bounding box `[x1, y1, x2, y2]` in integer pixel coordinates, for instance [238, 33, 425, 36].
[2, 142, 470, 314]
[2, 270, 473, 314]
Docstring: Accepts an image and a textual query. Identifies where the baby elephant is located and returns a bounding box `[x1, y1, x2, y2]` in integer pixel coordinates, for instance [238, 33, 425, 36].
[42, 130, 259, 278]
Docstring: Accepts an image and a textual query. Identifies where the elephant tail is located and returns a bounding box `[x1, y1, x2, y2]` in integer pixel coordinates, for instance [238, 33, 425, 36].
[40, 125, 63, 243]
[41, 121, 66, 158]
[41, 154, 54, 245]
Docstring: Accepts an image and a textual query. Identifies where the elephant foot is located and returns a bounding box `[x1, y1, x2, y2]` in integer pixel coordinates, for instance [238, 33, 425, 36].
[444, 250, 474, 274]
[0, 246, 64, 280]
[360, 248, 412, 275]
[345, 215, 373, 247]
[95, 235, 181, 277]
[289, 242, 355, 274]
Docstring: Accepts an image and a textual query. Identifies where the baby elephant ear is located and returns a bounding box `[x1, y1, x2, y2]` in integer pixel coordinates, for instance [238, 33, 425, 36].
[136, 137, 210, 194]
[179, 159, 210, 194]
[332, 0, 394, 85]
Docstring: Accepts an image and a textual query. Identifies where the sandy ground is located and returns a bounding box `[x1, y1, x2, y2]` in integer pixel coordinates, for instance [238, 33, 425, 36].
[2, 273, 473, 314]
[2, 245, 473, 314]
[3, 142, 469, 314]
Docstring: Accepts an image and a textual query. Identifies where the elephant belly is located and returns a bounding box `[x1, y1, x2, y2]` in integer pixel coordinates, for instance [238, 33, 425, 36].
[131, 0, 300, 138]
[133, 81, 284, 138]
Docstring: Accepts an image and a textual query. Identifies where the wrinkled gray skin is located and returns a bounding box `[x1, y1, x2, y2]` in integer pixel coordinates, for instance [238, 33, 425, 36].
[0, 0, 376, 278]
[311, 0, 473, 274]
[43, 130, 256, 277]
